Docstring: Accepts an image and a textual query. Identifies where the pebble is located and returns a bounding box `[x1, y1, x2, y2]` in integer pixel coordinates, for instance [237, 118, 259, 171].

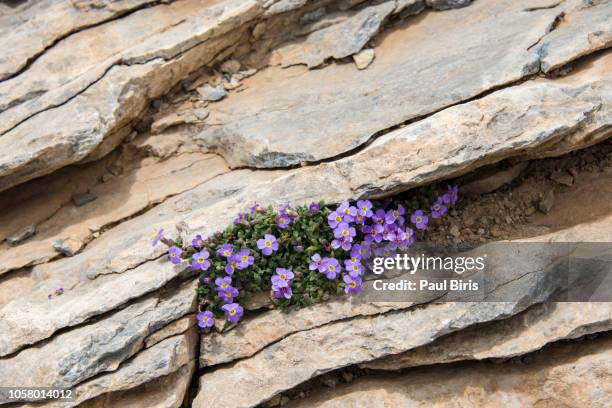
[477, 228, 485, 235]
[538, 190, 555, 214]
[197, 85, 227, 102]
[194, 108, 210, 120]
[220, 59, 241, 75]
[450, 225, 460, 237]
[490, 225, 504, 237]
[52, 238, 84, 257]
[6, 224, 37, 246]
[72, 191, 97, 207]
[352, 48, 375, 70]
[550, 171, 574, 186]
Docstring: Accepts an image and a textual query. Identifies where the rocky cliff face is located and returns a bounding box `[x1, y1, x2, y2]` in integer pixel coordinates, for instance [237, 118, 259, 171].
[0, 0, 610, 407]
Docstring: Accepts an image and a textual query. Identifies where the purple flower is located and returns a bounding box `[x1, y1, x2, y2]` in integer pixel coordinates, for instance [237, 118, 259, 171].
[309, 202, 320, 213]
[343, 275, 362, 294]
[363, 224, 384, 243]
[431, 198, 447, 219]
[322, 257, 341, 279]
[257, 234, 279, 256]
[217, 243, 233, 258]
[344, 259, 363, 277]
[351, 243, 371, 259]
[236, 248, 254, 269]
[276, 213, 291, 229]
[353, 213, 367, 225]
[310, 254, 325, 272]
[279, 203, 290, 215]
[327, 210, 343, 228]
[55, 288, 64, 296]
[375, 243, 397, 258]
[201, 276, 210, 285]
[233, 212, 248, 225]
[168, 246, 182, 264]
[442, 185, 459, 206]
[274, 286, 293, 299]
[249, 202, 262, 214]
[222, 303, 244, 323]
[47, 294, 53, 300]
[215, 276, 232, 290]
[386, 205, 405, 225]
[219, 286, 239, 303]
[357, 200, 373, 218]
[225, 255, 239, 275]
[372, 209, 386, 226]
[334, 222, 356, 240]
[197, 311, 215, 328]
[331, 235, 353, 251]
[410, 210, 429, 230]
[192, 234, 205, 249]
[152, 228, 165, 247]
[271, 267, 294, 289]
[191, 250, 211, 271]
[337, 202, 357, 222]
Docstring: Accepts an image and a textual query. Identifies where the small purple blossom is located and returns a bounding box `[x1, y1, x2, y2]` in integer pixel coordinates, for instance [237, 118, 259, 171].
[309, 202, 320, 213]
[279, 203, 290, 215]
[322, 257, 341, 279]
[331, 235, 353, 251]
[197, 311, 215, 328]
[410, 210, 429, 230]
[309, 253, 325, 272]
[442, 185, 459, 206]
[344, 259, 362, 277]
[333, 222, 356, 240]
[55, 288, 64, 296]
[386, 205, 405, 225]
[225, 255, 239, 275]
[363, 224, 384, 243]
[356, 200, 373, 218]
[201, 276, 210, 285]
[222, 303, 244, 323]
[218, 286, 239, 303]
[215, 276, 232, 290]
[337, 201, 357, 222]
[257, 234, 279, 256]
[168, 246, 182, 264]
[217, 243, 233, 258]
[274, 286, 293, 299]
[372, 209, 386, 226]
[276, 213, 291, 229]
[343, 275, 362, 294]
[236, 248, 254, 269]
[192, 234, 205, 249]
[431, 198, 447, 219]
[351, 243, 371, 259]
[191, 250, 211, 271]
[327, 210, 343, 228]
[233, 212, 249, 225]
[152, 228, 165, 247]
[249, 202, 262, 214]
[271, 267, 294, 289]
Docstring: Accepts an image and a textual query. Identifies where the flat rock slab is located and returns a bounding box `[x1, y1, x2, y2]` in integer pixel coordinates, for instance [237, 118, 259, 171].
[365, 302, 612, 369]
[197, 0, 606, 168]
[0, 280, 196, 389]
[288, 336, 612, 408]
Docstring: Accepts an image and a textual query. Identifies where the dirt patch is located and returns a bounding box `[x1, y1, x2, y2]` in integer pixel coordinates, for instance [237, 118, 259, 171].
[427, 139, 612, 244]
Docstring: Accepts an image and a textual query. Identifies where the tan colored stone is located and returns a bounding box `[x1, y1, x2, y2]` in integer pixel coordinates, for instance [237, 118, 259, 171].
[365, 302, 612, 370]
[288, 337, 612, 408]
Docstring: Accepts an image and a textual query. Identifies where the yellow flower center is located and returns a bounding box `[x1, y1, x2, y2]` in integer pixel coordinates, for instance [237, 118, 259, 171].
[225, 292, 232, 298]
[342, 229, 349, 236]
[242, 256, 247, 262]
[203, 317, 209, 322]
[221, 283, 228, 289]
[265, 241, 271, 247]
[198, 240, 203, 246]
[170, 251, 176, 257]
[197, 257, 204, 263]
[335, 216, 341, 222]
[279, 274, 286, 280]
[362, 206, 367, 211]
[329, 265, 335, 271]
[416, 216, 422, 223]
[349, 282, 356, 288]
[229, 309, 236, 315]
[393, 211, 399, 217]
[224, 250, 230, 256]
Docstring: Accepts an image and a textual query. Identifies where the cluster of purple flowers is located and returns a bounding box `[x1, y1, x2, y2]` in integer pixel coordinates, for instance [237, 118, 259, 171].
[47, 287, 64, 300]
[271, 268, 295, 299]
[309, 247, 363, 294]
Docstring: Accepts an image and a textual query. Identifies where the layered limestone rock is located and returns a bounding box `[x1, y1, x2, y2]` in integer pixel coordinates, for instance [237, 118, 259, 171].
[197, 0, 611, 168]
[365, 302, 612, 370]
[288, 336, 612, 408]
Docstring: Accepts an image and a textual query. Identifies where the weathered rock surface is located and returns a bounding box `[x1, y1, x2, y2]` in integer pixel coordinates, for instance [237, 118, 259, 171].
[0, 0, 324, 192]
[0, 152, 228, 275]
[273, 1, 395, 68]
[288, 336, 612, 408]
[0, 280, 196, 389]
[30, 328, 198, 408]
[365, 302, 612, 370]
[198, 0, 606, 168]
